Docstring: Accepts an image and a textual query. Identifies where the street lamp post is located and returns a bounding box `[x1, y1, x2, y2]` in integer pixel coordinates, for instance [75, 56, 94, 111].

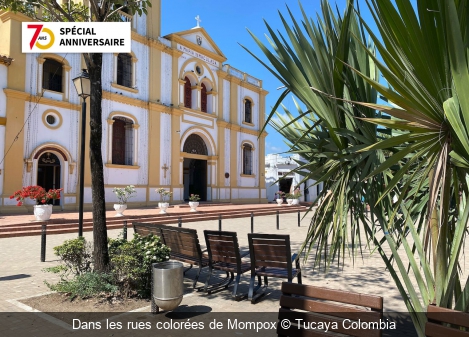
[72, 70, 90, 237]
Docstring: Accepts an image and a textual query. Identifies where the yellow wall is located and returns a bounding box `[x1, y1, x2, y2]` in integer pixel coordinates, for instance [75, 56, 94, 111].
[146, 0, 161, 40]
[1, 13, 26, 199]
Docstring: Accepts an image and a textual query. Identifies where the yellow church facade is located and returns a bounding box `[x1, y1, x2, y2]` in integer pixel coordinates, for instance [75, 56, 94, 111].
[0, 2, 268, 213]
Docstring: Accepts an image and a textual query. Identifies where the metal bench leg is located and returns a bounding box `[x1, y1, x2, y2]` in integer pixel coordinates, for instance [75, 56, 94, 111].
[201, 266, 213, 292]
[248, 274, 263, 303]
[251, 276, 268, 303]
[183, 264, 193, 275]
[206, 271, 233, 294]
[232, 273, 247, 301]
[224, 272, 234, 288]
[193, 265, 203, 288]
[297, 270, 302, 284]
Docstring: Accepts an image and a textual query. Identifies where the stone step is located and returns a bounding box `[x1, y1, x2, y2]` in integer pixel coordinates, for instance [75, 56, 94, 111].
[0, 206, 305, 238]
[0, 205, 298, 229]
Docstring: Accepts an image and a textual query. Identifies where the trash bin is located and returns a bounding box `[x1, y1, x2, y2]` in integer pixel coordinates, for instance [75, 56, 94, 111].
[152, 261, 184, 311]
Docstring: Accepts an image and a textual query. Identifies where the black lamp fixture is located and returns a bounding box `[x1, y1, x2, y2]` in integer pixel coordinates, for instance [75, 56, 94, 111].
[72, 69, 90, 237]
[72, 69, 90, 99]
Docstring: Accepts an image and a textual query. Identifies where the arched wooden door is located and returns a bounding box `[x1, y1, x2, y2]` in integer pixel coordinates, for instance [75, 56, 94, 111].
[37, 152, 61, 205]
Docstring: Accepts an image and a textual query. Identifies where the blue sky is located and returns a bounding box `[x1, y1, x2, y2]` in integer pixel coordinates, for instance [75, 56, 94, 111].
[162, 0, 374, 155]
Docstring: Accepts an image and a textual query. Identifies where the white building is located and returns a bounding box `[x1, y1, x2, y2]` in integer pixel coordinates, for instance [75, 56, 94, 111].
[265, 154, 322, 203]
[0, 3, 268, 213]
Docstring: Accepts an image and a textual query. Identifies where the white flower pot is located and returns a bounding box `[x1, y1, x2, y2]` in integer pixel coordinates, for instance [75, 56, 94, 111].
[286, 198, 293, 206]
[158, 202, 169, 214]
[34, 204, 53, 221]
[114, 204, 127, 217]
[276, 198, 283, 206]
[291, 199, 300, 205]
[189, 201, 199, 212]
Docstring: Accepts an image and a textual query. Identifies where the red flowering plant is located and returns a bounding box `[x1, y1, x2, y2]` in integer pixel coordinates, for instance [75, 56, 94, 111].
[10, 186, 63, 206]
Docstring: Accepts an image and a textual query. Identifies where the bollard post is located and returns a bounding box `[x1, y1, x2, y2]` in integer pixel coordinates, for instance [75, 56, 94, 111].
[218, 214, 222, 231]
[276, 210, 279, 230]
[251, 212, 254, 233]
[178, 217, 182, 228]
[40, 224, 46, 262]
[298, 210, 301, 227]
[123, 220, 128, 240]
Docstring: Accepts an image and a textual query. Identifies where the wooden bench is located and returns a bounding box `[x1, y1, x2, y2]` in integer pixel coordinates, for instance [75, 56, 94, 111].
[132, 223, 163, 237]
[277, 282, 383, 336]
[247, 233, 301, 303]
[133, 223, 208, 288]
[425, 304, 469, 336]
[203, 230, 250, 300]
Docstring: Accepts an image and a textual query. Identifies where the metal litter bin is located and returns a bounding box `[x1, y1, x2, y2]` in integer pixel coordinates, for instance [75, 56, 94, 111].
[152, 261, 184, 312]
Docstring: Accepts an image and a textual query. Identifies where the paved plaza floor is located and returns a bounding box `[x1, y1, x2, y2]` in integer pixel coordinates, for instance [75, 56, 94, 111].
[1, 206, 467, 336]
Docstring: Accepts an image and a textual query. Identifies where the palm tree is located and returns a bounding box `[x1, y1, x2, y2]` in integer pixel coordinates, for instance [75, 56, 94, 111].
[243, 0, 469, 335]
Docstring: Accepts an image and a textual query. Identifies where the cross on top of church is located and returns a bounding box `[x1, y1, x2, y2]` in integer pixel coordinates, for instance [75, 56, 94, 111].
[195, 15, 202, 28]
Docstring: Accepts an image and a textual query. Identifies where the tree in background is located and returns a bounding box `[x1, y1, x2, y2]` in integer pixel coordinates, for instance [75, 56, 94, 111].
[0, 0, 151, 272]
[244, 0, 469, 335]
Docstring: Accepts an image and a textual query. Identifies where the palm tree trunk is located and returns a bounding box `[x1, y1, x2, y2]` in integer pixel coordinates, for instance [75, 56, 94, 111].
[88, 52, 109, 272]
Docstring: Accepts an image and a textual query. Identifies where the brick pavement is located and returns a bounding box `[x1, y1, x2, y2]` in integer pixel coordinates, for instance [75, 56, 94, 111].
[1, 209, 467, 336]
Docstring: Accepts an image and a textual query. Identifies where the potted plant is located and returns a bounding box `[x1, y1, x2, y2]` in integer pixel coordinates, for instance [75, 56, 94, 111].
[287, 188, 302, 206]
[112, 185, 136, 217]
[9, 186, 63, 221]
[156, 188, 172, 214]
[188, 194, 201, 212]
[275, 191, 285, 206]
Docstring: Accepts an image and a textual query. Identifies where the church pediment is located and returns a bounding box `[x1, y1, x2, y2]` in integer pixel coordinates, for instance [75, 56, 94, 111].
[164, 27, 227, 64]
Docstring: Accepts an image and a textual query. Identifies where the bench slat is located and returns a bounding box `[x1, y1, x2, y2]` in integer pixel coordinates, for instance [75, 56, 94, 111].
[281, 283, 383, 310]
[254, 260, 289, 269]
[278, 309, 381, 337]
[427, 305, 469, 329]
[280, 296, 382, 322]
[425, 322, 469, 337]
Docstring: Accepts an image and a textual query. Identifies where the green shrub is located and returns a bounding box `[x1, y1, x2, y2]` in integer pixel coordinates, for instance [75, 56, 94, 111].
[45, 272, 118, 300]
[43, 237, 92, 279]
[44, 233, 169, 299]
[109, 233, 170, 297]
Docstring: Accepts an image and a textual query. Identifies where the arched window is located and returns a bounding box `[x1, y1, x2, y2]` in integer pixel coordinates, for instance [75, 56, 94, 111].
[201, 83, 207, 113]
[112, 116, 134, 165]
[183, 134, 208, 155]
[184, 77, 192, 108]
[43, 58, 63, 92]
[244, 99, 252, 124]
[117, 53, 132, 88]
[242, 143, 253, 175]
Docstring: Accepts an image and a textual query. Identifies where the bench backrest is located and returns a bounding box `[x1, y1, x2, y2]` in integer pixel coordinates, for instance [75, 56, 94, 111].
[278, 282, 383, 337]
[425, 305, 469, 337]
[248, 233, 293, 274]
[132, 223, 163, 237]
[132, 222, 203, 260]
[204, 230, 241, 271]
[160, 226, 203, 259]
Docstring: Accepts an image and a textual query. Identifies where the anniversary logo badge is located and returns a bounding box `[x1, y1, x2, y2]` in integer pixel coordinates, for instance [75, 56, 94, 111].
[22, 22, 131, 53]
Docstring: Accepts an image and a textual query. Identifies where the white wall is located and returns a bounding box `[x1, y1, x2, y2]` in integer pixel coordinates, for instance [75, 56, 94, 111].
[0, 126, 5, 197]
[101, 40, 149, 102]
[180, 32, 217, 54]
[237, 86, 259, 128]
[102, 99, 149, 186]
[159, 112, 171, 186]
[161, 52, 172, 105]
[238, 132, 259, 187]
[0, 64, 7, 118]
[0, 64, 6, 197]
